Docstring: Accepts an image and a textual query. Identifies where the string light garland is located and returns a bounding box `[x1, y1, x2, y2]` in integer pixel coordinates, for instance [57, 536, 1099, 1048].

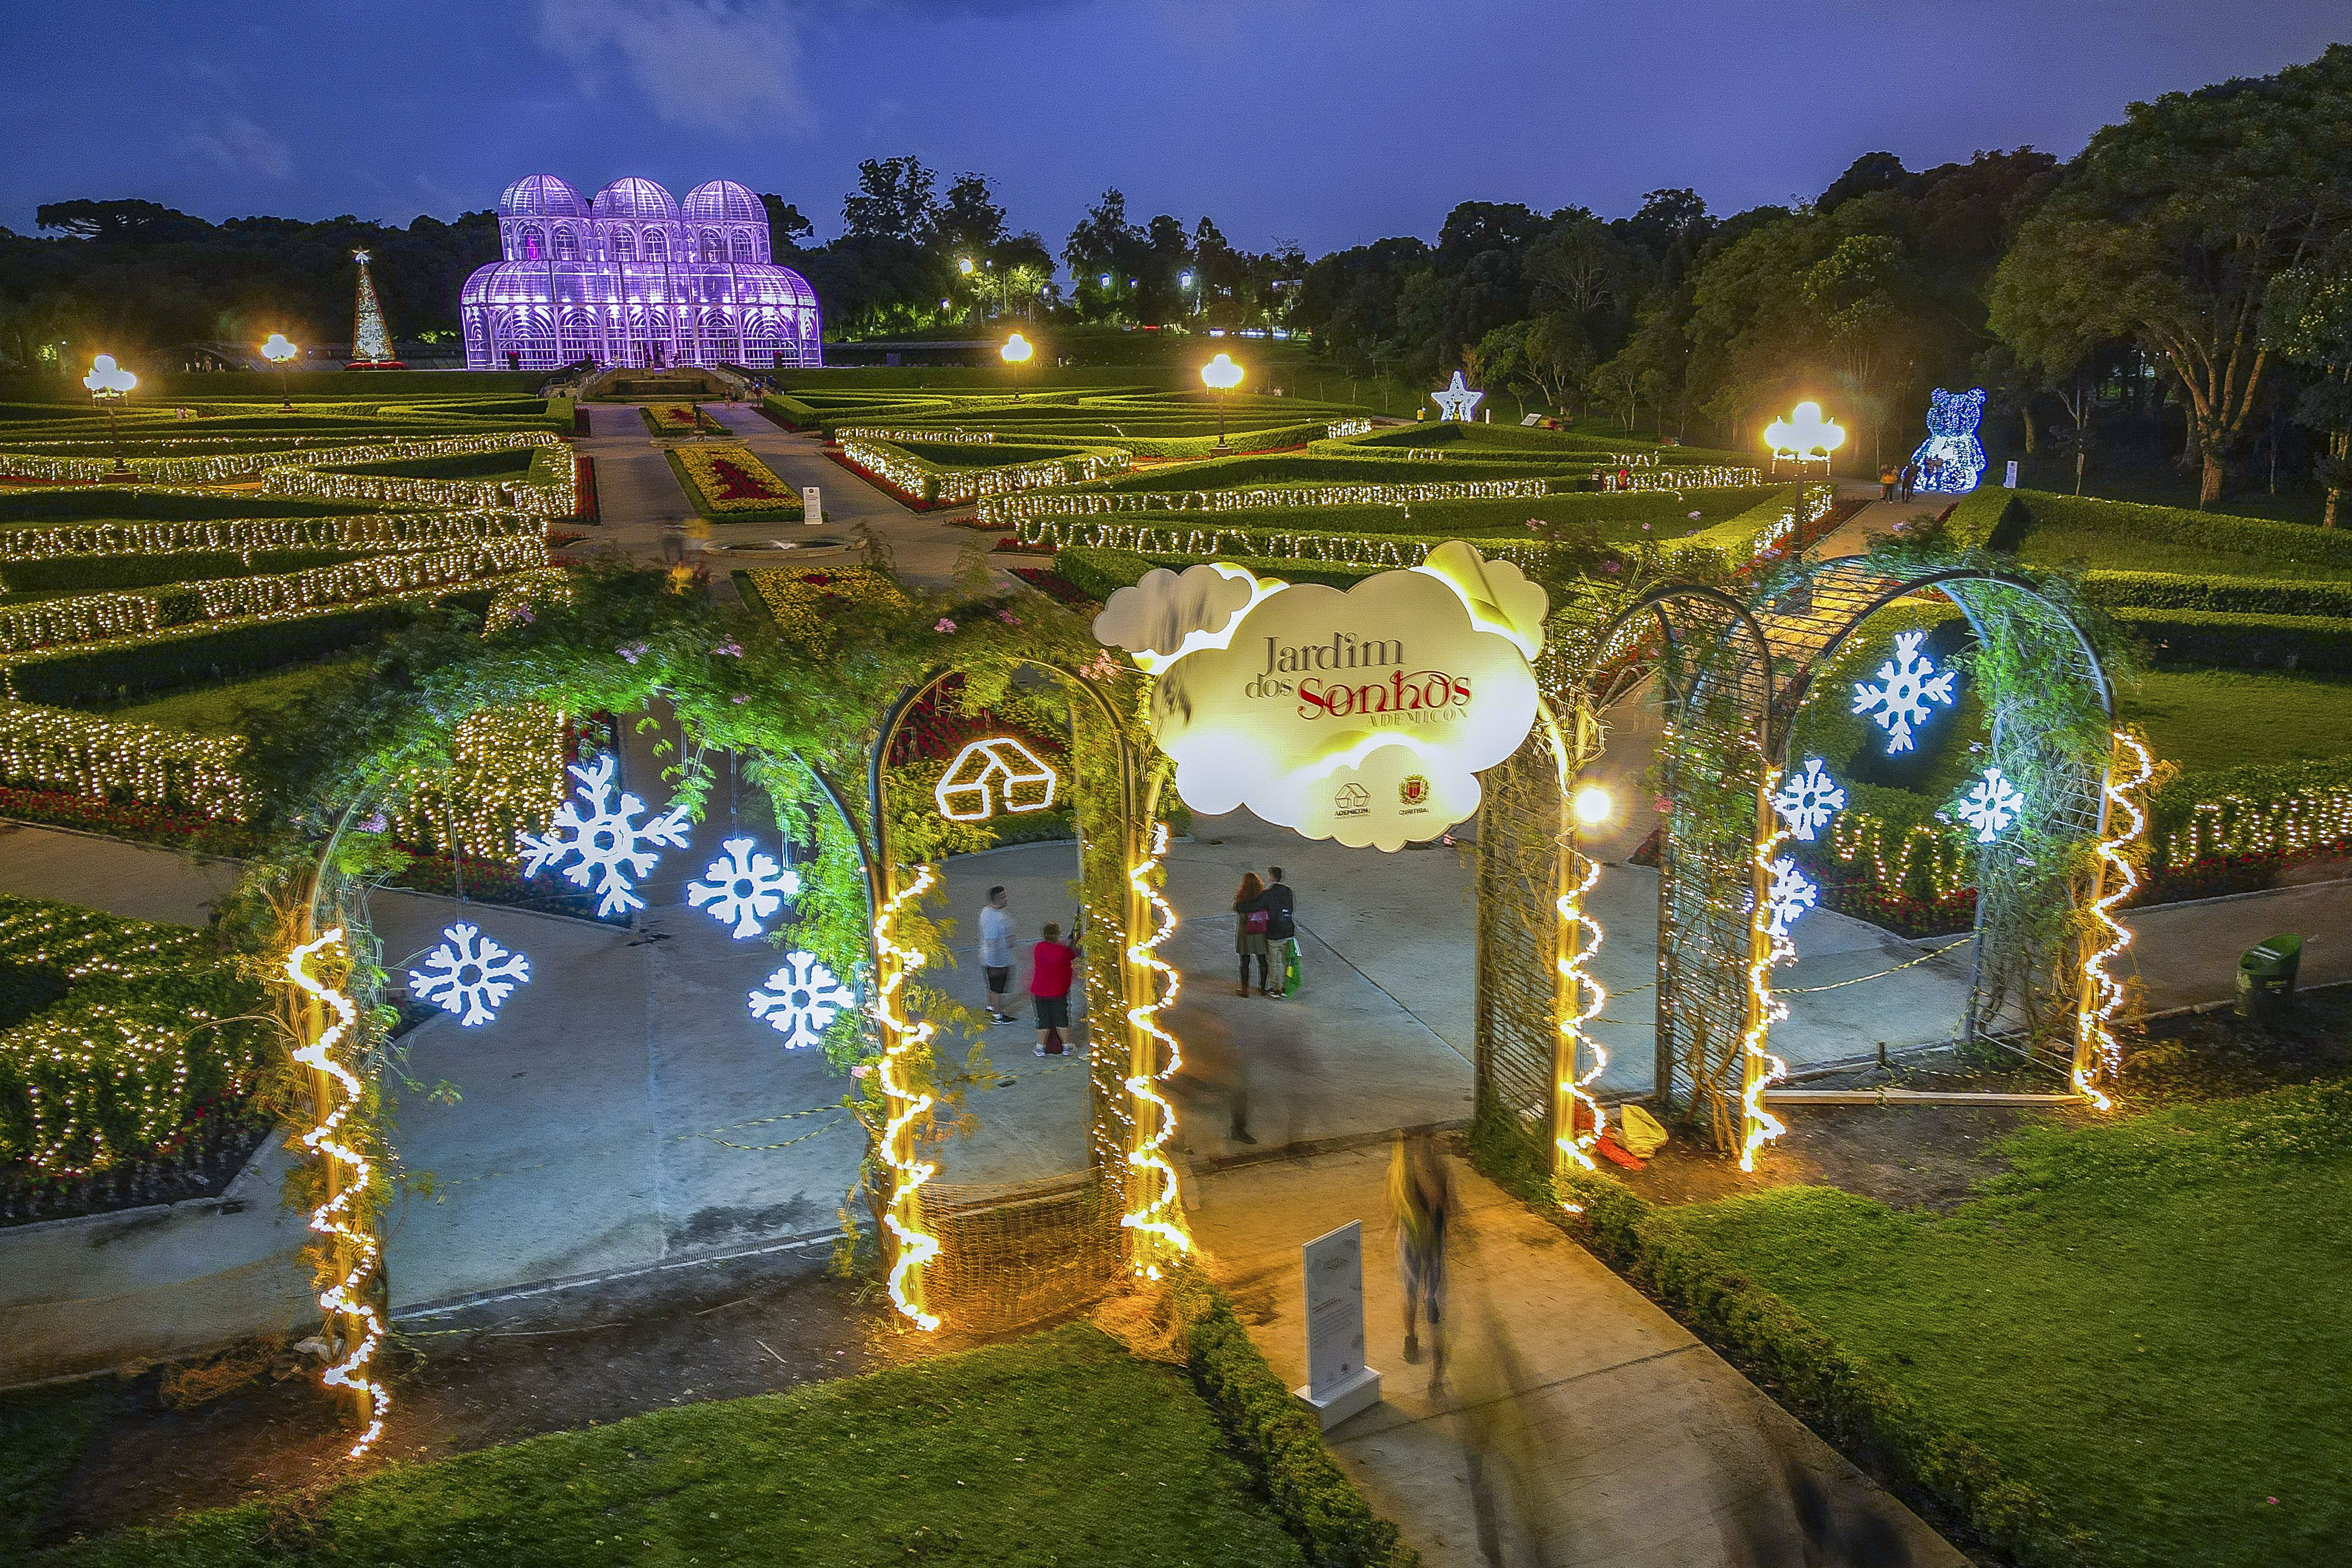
[1594, 464, 1762, 493]
[1739, 775, 1792, 1172]
[0, 508, 542, 565]
[262, 455, 575, 517]
[0, 430, 562, 487]
[2076, 731, 2152, 1109]
[1326, 419, 1373, 438]
[282, 928, 389, 1459]
[978, 475, 1551, 531]
[871, 862, 943, 1330]
[1118, 822, 1191, 1278]
[834, 427, 997, 444]
[1554, 849, 1608, 1183]
[0, 701, 256, 819]
[838, 437, 1131, 506]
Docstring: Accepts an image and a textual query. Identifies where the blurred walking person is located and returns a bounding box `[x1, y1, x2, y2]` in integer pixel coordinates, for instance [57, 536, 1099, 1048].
[1234, 871, 1272, 995]
[1389, 1127, 1453, 1369]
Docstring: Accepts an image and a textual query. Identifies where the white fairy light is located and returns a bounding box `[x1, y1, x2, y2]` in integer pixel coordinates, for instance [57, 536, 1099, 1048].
[1851, 630, 1958, 754]
[516, 753, 692, 918]
[686, 836, 800, 939]
[1771, 757, 1847, 842]
[747, 951, 856, 1048]
[1957, 766, 2026, 844]
[407, 921, 532, 1027]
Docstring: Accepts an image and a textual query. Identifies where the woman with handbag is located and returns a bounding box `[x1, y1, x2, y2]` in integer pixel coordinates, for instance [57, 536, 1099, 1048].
[1234, 872, 1272, 996]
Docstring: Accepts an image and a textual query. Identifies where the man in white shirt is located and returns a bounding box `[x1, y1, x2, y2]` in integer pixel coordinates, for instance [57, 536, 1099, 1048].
[979, 885, 1016, 1023]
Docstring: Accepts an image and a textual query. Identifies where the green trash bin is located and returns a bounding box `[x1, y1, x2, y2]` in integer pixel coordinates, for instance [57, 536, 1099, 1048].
[2236, 934, 2304, 1021]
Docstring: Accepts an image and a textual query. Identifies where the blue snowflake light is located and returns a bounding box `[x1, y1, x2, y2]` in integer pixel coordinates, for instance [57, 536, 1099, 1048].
[1772, 758, 1847, 842]
[1762, 856, 1819, 940]
[748, 952, 857, 1049]
[409, 922, 531, 1027]
[517, 753, 692, 918]
[1957, 766, 2026, 844]
[686, 836, 800, 939]
[1851, 631, 1958, 754]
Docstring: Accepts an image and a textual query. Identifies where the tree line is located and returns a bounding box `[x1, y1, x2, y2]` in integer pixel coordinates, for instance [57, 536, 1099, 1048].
[1, 44, 2345, 511]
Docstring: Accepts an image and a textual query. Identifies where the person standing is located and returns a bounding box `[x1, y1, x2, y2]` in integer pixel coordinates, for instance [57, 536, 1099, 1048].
[1897, 461, 1917, 503]
[1389, 1128, 1453, 1368]
[1030, 921, 1078, 1057]
[1260, 867, 1296, 998]
[1234, 872, 1271, 996]
[1879, 463, 1898, 501]
[979, 885, 1015, 1023]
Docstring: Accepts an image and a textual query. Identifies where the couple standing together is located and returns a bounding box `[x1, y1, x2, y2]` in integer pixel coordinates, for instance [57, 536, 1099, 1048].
[1233, 867, 1297, 998]
[977, 886, 1079, 1058]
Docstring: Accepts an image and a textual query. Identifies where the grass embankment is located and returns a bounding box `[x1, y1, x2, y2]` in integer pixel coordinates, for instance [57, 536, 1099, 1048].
[2123, 668, 2352, 774]
[24, 1325, 1308, 1568]
[101, 656, 363, 735]
[1658, 1076, 2352, 1568]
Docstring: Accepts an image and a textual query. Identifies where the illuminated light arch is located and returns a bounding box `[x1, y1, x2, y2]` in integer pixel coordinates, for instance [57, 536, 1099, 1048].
[1559, 557, 2129, 1166]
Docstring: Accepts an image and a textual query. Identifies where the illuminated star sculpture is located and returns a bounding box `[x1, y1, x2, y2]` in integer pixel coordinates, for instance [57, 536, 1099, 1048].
[409, 922, 531, 1027]
[1431, 370, 1485, 423]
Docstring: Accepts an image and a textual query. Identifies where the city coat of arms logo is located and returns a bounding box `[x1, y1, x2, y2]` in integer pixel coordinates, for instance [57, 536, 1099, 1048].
[1398, 775, 1431, 808]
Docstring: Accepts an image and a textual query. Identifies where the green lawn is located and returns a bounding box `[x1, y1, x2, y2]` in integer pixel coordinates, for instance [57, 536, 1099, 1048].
[29, 1325, 1305, 1568]
[2017, 521, 2352, 580]
[102, 657, 363, 735]
[2122, 668, 2352, 774]
[1665, 1078, 2352, 1568]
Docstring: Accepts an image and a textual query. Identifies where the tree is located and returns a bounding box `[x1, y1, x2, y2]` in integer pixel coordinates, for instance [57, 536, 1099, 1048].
[1063, 189, 1149, 323]
[841, 156, 940, 245]
[758, 195, 816, 253]
[1989, 44, 2352, 505]
[1522, 312, 1595, 414]
[935, 174, 1005, 262]
[2264, 252, 2352, 527]
[1466, 320, 1530, 397]
[1803, 233, 1914, 467]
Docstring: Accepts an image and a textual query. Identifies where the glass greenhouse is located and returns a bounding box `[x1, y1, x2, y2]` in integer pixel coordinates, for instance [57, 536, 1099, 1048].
[460, 175, 822, 372]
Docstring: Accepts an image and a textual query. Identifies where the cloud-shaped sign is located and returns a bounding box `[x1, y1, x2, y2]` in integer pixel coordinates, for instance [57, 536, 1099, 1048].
[1132, 549, 1546, 851]
[1093, 563, 1263, 670]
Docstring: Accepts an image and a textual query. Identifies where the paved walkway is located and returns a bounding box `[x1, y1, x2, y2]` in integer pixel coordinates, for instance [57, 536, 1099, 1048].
[1195, 1145, 1969, 1567]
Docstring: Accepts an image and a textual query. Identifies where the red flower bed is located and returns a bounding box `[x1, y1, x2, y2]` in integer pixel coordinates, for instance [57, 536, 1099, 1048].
[707, 456, 786, 502]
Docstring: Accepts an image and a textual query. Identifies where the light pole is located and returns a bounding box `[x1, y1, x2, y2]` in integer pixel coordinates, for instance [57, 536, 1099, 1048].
[83, 354, 138, 477]
[1201, 352, 1243, 451]
[261, 333, 299, 410]
[1763, 400, 1846, 482]
[1001, 331, 1033, 402]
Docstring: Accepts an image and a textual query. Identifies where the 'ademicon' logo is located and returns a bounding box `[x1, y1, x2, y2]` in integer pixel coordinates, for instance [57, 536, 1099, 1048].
[1334, 782, 1371, 817]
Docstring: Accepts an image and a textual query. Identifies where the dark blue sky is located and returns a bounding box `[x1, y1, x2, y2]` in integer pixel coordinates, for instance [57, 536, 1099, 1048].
[4, 1, 2339, 262]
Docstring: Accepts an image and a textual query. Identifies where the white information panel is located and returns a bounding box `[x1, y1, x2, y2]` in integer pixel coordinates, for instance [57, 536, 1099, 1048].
[1295, 1220, 1381, 1429]
[801, 484, 823, 523]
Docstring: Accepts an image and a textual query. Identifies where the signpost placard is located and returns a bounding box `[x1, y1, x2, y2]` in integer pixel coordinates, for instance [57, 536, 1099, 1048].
[801, 484, 823, 523]
[1295, 1220, 1380, 1429]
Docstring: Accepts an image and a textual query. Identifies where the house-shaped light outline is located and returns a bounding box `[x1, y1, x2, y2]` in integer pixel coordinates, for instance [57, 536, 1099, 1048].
[934, 737, 1059, 821]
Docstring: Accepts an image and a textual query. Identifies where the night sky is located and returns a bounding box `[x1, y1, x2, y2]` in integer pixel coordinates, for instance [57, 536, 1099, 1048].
[3, 1, 2339, 259]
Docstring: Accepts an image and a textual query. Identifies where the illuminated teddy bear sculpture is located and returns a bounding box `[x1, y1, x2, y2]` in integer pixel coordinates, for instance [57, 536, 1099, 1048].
[1906, 386, 1987, 494]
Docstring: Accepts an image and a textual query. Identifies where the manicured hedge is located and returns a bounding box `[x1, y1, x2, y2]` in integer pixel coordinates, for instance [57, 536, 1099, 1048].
[1170, 1269, 1415, 1567]
[1955, 487, 2352, 573]
[2, 593, 484, 705]
[0, 549, 373, 594]
[2110, 606, 2352, 673]
[1465, 1112, 2089, 1567]
[1088, 451, 1588, 493]
[2082, 571, 2352, 618]
[0, 490, 383, 524]
[323, 447, 538, 480]
[1055, 546, 1379, 597]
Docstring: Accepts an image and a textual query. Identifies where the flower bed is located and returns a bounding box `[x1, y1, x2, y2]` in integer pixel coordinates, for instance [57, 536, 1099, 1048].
[743, 565, 910, 643]
[669, 444, 803, 520]
[639, 402, 717, 437]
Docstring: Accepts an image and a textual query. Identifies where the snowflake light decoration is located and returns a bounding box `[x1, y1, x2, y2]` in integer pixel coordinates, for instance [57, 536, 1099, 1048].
[517, 753, 692, 918]
[409, 922, 531, 1027]
[1957, 766, 2026, 844]
[1850, 630, 1958, 754]
[1772, 757, 1847, 841]
[1762, 856, 1819, 939]
[748, 951, 857, 1049]
[686, 836, 800, 940]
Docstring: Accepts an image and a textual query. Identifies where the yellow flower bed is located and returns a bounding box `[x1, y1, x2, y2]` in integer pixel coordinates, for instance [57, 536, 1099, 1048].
[747, 566, 910, 643]
[674, 443, 802, 517]
[640, 402, 710, 436]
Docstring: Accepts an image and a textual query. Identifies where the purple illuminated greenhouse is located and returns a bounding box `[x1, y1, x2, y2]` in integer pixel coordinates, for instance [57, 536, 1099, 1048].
[460, 176, 821, 372]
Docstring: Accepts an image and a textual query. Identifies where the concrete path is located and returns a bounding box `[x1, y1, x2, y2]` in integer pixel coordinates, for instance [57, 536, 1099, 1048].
[1195, 1144, 1969, 1567]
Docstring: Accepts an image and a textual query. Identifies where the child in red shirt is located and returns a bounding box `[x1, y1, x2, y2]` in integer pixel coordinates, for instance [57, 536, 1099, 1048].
[1029, 922, 1078, 1056]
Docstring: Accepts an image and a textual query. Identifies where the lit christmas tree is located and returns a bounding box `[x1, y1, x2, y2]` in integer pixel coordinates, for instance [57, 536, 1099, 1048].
[346, 249, 405, 368]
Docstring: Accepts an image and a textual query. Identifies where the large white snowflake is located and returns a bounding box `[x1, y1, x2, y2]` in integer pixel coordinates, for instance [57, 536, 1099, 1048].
[1850, 630, 1958, 753]
[1762, 855, 1819, 939]
[517, 753, 692, 918]
[409, 922, 530, 1028]
[748, 952, 857, 1049]
[1772, 757, 1847, 842]
[686, 836, 800, 940]
[1957, 766, 2026, 844]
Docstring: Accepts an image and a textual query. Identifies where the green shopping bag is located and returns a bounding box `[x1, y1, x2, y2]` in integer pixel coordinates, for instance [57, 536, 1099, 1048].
[1278, 937, 1302, 997]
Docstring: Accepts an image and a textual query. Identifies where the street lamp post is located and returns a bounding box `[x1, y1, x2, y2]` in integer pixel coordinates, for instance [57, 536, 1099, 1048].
[1001, 331, 1033, 403]
[1201, 353, 1243, 450]
[261, 333, 299, 410]
[82, 354, 138, 477]
[1763, 400, 1846, 482]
